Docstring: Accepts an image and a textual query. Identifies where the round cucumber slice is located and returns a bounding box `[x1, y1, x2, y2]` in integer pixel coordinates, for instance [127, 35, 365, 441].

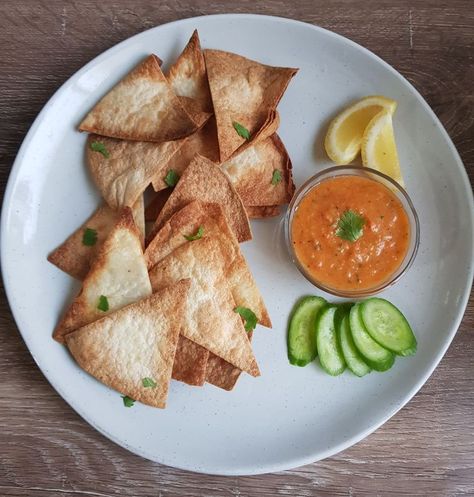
[349, 304, 395, 372]
[287, 296, 327, 366]
[316, 306, 346, 376]
[335, 306, 371, 377]
[360, 298, 417, 356]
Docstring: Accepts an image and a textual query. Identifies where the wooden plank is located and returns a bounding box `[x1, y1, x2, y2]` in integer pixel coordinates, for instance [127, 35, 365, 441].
[0, 1, 472, 495]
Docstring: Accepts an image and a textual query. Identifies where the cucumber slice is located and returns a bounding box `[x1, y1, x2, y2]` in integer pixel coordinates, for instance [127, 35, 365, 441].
[288, 296, 327, 366]
[361, 298, 417, 356]
[316, 306, 346, 376]
[349, 304, 395, 372]
[335, 306, 371, 377]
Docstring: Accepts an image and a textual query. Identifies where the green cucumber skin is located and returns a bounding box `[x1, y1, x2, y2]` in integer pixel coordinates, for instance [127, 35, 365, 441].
[349, 304, 395, 372]
[360, 298, 417, 356]
[315, 305, 346, 376]
[287, 296, 328, 367]
[335, 305, 371, 377]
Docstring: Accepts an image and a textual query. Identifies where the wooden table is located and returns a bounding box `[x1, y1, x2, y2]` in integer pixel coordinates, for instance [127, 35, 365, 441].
[1, 1, 472, 495]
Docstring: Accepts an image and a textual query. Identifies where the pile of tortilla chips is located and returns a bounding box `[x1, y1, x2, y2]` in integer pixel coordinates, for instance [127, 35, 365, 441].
[48, 30, 298, 408]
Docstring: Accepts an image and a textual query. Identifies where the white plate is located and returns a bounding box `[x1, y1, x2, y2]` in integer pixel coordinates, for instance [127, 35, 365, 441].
[2, 14, 473, 476]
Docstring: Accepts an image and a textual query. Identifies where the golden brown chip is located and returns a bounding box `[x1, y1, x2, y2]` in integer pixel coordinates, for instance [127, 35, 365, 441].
[222, 134, 295, 207]
[246, 205, 281, 218]
[148, 154, 251, 243]
[48, 198, 144, 280]
[145, 200, 270, 327]
[148, 237, 259, 376]
[172, 336, 209, 386]
[151, 117, 219, 192]
[79, 55, 198, 142]
[86, 134, 186, 210]
[168, 30, 213, 113]
[203, 49, 297, 161]
[66, 280, 191, 408]
[53, 208, 152, 343]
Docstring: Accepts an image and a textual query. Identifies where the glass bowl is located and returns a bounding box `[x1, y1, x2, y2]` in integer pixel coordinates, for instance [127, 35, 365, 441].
[285, 165, 420, 298]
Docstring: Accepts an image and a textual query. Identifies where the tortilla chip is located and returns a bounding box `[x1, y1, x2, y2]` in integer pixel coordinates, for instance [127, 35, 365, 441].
[86, 134, 186, 209]
[79, 55, 198, 142]
[172, 336, 209, 386]
[148, 154, 251, 243]
[222, 134, 295, 206]
[246, 205, 281, 218]
[53, 208, 152, 343]
[148, 237, 259, 376]
[151, 117, 219, 191]
[48, 198, 145, 280]
[66, 280, 191, 408]
[178, 96, 212, 126]
[203, 49, 297, 161]
[168, 30, 213, 113]
[145, 200, 270, 327]
[145, 188, 173, 222]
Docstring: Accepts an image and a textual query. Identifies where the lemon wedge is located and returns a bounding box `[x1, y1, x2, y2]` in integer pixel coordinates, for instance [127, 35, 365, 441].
[324, 96, 397, 164]
[361, 109, 404, 187]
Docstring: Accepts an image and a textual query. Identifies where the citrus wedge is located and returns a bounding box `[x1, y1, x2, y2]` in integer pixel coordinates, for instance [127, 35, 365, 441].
[324, 96, 397, 164]
[361, 109, 404, 187]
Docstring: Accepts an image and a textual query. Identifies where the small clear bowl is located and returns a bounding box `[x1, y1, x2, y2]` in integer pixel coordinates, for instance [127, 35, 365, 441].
[285, 166, 420, 298]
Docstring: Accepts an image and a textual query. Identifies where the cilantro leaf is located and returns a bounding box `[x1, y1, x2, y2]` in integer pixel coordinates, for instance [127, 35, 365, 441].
[90, 141, 110, 158]
[336, 210, 365, 242]
[234, 306, 258, 332]
[122, 395, 135, 407]
[142, 377, 157, 388]
[82, 227, 98, 246]
[232, 121, 250, 140]
[164, 169, 180, 187]
[97, 295, 109, 312]
[271, 170, 282, 185]
[183, 226, 204, 241]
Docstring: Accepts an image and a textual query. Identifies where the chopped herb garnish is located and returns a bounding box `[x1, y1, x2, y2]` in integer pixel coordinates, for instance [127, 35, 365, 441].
[164, 169, 180, 187]
[97, 295, 109, 312]
[184, 226, 204, 241]
[122, 395, 135, 407]
[142, 377, 157, 388]
[336, 210, 365, 242]
[82, 227, 98, 246]
[232, 121, 250, 140]
[234, 306, 258, 332]
[90, 141, 110, 158]
[271, 170, 282, 185]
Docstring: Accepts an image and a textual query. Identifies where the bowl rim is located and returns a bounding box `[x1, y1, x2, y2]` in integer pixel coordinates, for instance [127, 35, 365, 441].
[285, 165, 421, 298]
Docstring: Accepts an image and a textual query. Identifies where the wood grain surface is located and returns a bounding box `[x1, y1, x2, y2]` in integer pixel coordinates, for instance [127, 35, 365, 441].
[0, 1, 473, 495]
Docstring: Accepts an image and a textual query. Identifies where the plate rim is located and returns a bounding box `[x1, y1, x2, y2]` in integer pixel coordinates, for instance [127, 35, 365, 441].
[2, 13, 473, 476]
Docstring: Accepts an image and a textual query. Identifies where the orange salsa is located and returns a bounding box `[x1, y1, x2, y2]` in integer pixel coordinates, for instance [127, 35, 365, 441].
[291, 175, 410, 291]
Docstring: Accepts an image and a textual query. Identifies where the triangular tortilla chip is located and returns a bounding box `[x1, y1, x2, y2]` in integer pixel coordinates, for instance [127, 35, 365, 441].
[146, 200, 270, 386]
[65, 280, 191, 408]
[168, 30, 213, 113]
[86, 134, 185, 209]
[172, 335, 209, 386]
[222, 134, 295, 206]
[148, 237, 259, 376]
[146, 200, 270, 327]
[204, 49, 297, 161]
[246, 205, 281, 218]
[151, 117, 219, 191]
[148, 154, 251, 243]
[53, 208, 152, 343]
[48, 198, 145, 280]
[78, 55, 198, 142]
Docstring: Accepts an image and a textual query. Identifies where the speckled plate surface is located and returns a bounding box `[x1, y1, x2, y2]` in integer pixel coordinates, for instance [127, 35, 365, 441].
[2, 14, 473, 475]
